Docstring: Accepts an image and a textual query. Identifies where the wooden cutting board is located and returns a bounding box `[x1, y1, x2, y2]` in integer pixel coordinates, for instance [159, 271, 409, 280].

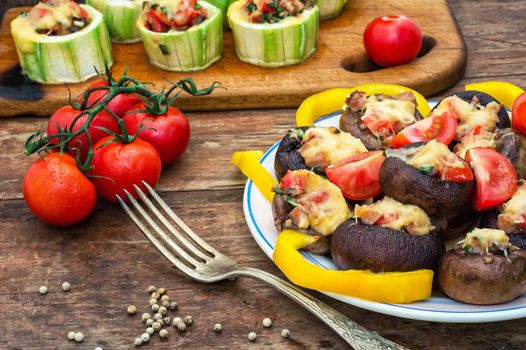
[0, 0, 466, 117]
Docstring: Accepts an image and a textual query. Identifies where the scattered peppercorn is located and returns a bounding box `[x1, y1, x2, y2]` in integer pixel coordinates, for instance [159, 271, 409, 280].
[154, 313, 163, 320]
[214, 323, 222, 332]
[61, 282, 71, 292]
[67, 331, 76, 340]
[159, 306, 167, 315]
[146, 327, 154, 335]
[161, 300, 170, 308]
[38, 286, 48, 295]
[134, 337, 143, 346]
[262, 317, 272, 328]
[151, 292, 160, 300]
[141, 313, 151, 322]
[95, 347, 104, 350]
[160, 295, 169, 302]
[173, 317, 182, 326]
[176, 322, 187, 332]
[163, 317, 170, 325]
[74, 332, 84, 343]
[147, 285, 156, 293]
[140, 333, 150, 343]
[248, 332, 257, 342]
[146, 319, 154, 327]
[169, 302, 178, 311]
[158, 288, 166, 296]
[184, 315, 193, 326]
[159, 329, 169, 339]
[152, 322, 162, 332]
[151, 304, 159, 312]
[281, 329, 290, 338]
[127, 305, 137, 315]
[149, 298, 158, 306]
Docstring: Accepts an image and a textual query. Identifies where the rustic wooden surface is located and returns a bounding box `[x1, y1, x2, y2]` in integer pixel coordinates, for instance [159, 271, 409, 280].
[0, 0, 466, 116]
[1, 0, 526, 349]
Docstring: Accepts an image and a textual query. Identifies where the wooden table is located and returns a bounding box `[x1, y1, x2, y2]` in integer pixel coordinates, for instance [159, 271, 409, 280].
[1, 1, 525, 349]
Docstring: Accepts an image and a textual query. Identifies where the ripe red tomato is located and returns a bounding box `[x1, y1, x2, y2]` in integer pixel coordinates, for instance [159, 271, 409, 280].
[363, 15, 422, 67]
[512, 92, 526, 136]
[391, 111, 458, 148]
[47, 105, 119, 160]
[326, 151, 386, 200]
[86, 79, 143, 118]
[23, 153, 97, 226]
[89, 136, 162, 203]
[466, 147, 517, 211]
[441, 161, 474, 182]
[123, 104, 191, 166]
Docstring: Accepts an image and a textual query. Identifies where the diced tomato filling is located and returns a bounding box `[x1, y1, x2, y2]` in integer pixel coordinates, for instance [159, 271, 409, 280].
[243, 0, 312, 23]
[281, 170, 306, 195]
[29, 0, 90, 36]
[144, 0, 208, 32]
[361, 114, 399, 138]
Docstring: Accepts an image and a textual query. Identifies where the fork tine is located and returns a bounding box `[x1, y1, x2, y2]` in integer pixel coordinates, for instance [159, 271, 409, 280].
[142, 181, 220, 256]
[132, 184, 211, 262]
[121, 190, 201, 268]
[117, 194, 199, 279]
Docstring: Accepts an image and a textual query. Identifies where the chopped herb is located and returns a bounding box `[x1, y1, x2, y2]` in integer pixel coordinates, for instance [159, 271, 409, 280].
[419, 165, 434, 174]
[246, 1, 257, 14]
[286, 198, 299, 207]
[295, 128, 305, 140]
[159, 44, 170, 55]
[272, 188, 285, 195]
[194, 3, 201, 10]
[463, 245, 473, 253]
[160, 6, 168, 13]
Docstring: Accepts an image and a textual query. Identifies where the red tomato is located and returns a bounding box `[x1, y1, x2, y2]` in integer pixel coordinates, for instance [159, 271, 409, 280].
[281, 170, 306, 194]
[85, 79, 143, 118]
[123, 104, 191, 166]
[363, 15, 422, 67]
[89, 136, 162, 203]
[326, 151, 386, 200]
[441, 161, 474, 182]
[391, 111, 458, 148]
[147, 9, 171, 32]
[47, 105, 119, 160]
[512, 92, 526, 137]
[466, 147, 517, 211]
[23, 153, 96, 226]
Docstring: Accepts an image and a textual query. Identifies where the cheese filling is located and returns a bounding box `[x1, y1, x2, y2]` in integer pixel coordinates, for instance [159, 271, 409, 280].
[498, 182, 526, 234]
[355, 197, 433, 235]
[25, 0, 90, 35]
[298, 127, 367, 168]
[360, 95, 417, 138]
[279, 170, 352, 236]
[243, 0, 312, 23]
[454, 128, 496, 159]
[431, 95, 500, 140]
[461, 228, 510, 254]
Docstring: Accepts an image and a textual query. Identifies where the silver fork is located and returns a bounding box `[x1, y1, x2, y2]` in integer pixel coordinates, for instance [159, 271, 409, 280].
[117, 182, 407, 350]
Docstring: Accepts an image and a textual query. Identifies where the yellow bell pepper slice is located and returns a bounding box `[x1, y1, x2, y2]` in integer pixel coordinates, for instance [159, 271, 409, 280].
[273, 230, 434, 303]
[231, 150, 277, 202]
[465, 81, 524, 110]
[296, 84, 431, 127]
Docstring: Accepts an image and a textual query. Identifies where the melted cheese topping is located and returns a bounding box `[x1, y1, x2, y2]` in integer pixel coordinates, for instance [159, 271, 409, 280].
[29, 0, 88, 32]
[355, 197, 433, 235]
[406, 140, 466, 178]
[462, 228, 510, 254]
[498, 182, 526, 233]
[361, 95, 417, 137]
[454, 130, 496, 158]
[298, 127, 367, 168]
[431, 95, 500, 140]
[283, 170, 352, 236]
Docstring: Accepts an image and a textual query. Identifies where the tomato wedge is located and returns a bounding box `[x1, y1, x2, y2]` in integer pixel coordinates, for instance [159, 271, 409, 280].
[326, 151, 386, 200]
[512, 92, 526, 137]
[391, 111, 458, 148]
[466, 147, 517, 211]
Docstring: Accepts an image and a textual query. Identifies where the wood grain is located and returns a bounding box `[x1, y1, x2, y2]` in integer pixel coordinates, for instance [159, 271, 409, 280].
[1, 0, 526, 349]
[0, 0, 466, 116]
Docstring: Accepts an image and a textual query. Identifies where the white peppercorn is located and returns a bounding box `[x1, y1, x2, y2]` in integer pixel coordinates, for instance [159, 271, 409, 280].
[152, 322, 162, 332]
[127, 305, 137, 315]
[160, 295, 170, 302]
[176, 322, 187, 332]
[158, 288, 166, 296]
[161, 300, 170, 308]
[141, 313, 151, 322]
[134, 337, 143, 346]
[146, 319, 154, 327]
[159, 329, 169, 338]
[38, 286, 48, 295]
[262, 317, 272, 328]
[146, 327, 154, 335]
[159, 306, 167, 315]
[248, 332, 257, 342]
[61, 282, 71, 292]
[74, 332, 84, 343]
[151, 291, 160, 300]
[147, 285, 156, 293]
[183, 315, 193, 326]
[281, 329, 290, 338]
[67, 331, 76, 340]
[172, 317, 182, 326]
[149, 298, 158, 306]
[151, 304, 159, 312]
[169, 302, 178, 311]
[163, 317, 170, 325]
[140, 333, 150, 343]
[214, 323, 222, 332]
[154, 313, 163, 320]
[95, 347, 104, 350]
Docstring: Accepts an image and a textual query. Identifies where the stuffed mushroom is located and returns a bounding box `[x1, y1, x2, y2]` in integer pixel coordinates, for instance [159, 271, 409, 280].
[438, 228, 526, 304]
[339, 91, 422, 150]
[331, 197, 445, 272]
[380, 140, 475, 218]
[274, 126, 366, 180]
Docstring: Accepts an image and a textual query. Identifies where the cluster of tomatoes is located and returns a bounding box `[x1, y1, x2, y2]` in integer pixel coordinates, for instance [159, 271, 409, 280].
[23, 78, 192, 227]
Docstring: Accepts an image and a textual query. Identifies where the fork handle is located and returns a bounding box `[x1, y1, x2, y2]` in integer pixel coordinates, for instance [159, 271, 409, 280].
[231, 267, 408, 350]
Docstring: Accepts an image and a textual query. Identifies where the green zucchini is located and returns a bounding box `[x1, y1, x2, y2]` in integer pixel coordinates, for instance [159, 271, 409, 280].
[227, 1, 318, 67]
[317, 0, 347, 20]
[86, 0, 143, 43]
[137, 1, 223, 72]
[201, 0, 235, 27]
[10, 5, 114, 84]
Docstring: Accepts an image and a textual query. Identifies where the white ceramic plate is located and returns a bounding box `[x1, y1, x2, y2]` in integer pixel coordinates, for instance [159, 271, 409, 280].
[242, 106, 526, 323]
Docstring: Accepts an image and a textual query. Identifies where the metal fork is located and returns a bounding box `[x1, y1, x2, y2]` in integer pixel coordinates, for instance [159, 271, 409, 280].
[117, 182, 407, 350]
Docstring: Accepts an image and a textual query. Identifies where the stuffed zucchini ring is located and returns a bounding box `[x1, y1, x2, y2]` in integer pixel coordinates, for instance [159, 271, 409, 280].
[86, 0, 144, 43]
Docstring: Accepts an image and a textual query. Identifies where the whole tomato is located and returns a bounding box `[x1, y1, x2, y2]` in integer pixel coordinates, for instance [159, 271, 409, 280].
[363, 15, 422, 67]
[85, 79, 143, 117]
[47, 105, 119, 160]
[23, 152, 97, 226]
[123, 104, 191, 166]
[89, 136, 162, 203]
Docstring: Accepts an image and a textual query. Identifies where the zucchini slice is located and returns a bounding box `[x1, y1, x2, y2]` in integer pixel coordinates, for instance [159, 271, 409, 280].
[202, 0, 235, 27]
[227, 1, 319, 68]
[86, 0, 143, 43]
[137, 1, 223, 72]
[10, 5, 113, 84]
[317, 0, 347, 20]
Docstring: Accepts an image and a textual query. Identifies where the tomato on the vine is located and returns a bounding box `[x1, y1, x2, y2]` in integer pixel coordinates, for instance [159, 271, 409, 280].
[123, 104, 191, 166]
[363, 15, 422, 67]
[391, 111, 458, 148]
[89, 136, 162, 203]
[512, 92, 526, 137]
[47, 105, 119, 160]
[23, 152, 97, 226]
[86, 79, 143, 118]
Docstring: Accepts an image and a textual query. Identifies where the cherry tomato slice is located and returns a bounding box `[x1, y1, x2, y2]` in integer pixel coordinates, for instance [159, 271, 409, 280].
[466, 147, 517, 211]
[326, 151, 386, 200]
[391, 111, 458, 148]
[441, 160, 474, 182]
[512, 92, 526, 137]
